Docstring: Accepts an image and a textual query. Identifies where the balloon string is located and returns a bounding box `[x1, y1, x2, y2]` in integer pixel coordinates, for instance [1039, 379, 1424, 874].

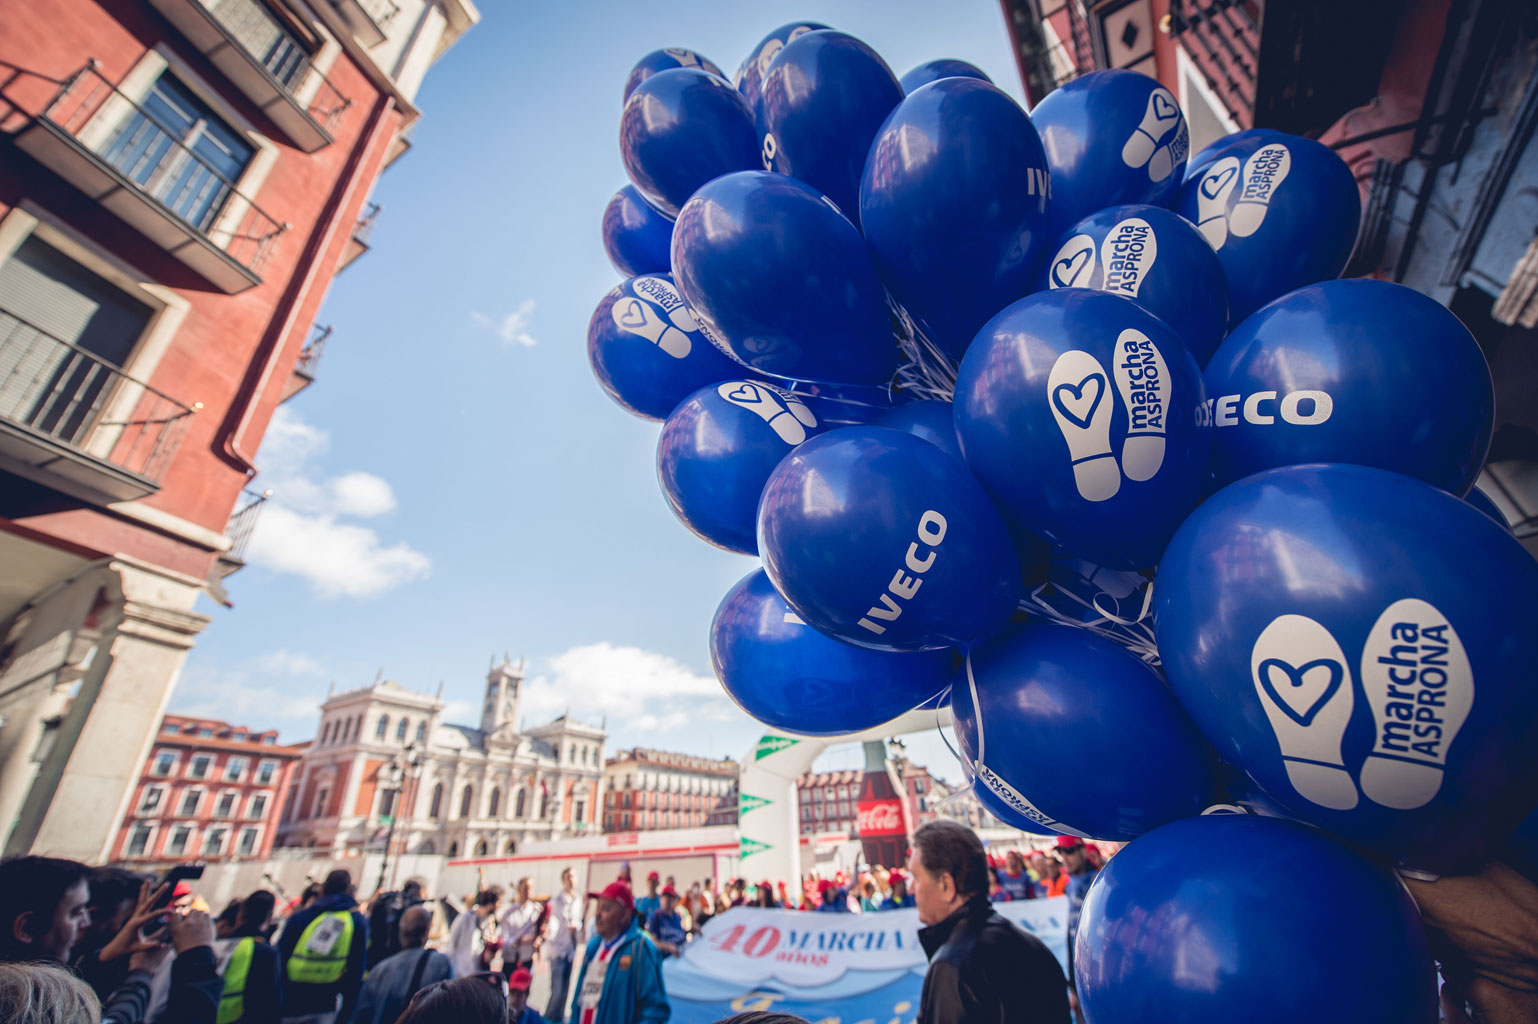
[1021, 577, 1162, 667]
[889, 296, 957, 402]
[932, 692, 971, 780]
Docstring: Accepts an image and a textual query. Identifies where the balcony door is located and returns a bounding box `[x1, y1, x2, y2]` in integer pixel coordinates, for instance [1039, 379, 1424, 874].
[99, 72, 255, 234]
[0, 237, 153, 444]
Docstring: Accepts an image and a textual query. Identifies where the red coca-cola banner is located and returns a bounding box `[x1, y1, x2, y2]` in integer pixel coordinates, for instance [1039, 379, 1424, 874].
[857, 799, 906, 837]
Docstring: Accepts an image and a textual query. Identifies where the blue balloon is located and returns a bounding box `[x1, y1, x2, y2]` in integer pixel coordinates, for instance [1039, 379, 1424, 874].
[952, 623, 1218, 841]
[623, 47, 726, 103]
[620, 68, 759, 218]
[876, 400, 963, 461]
[657, 380, 826, 554]
[779, 378, 894, 427]
[734, 22, 831, 115]
[1029, 70, 1191, 238]
[1204, 279, 1494, 494]
[601, 185, 674, 278]
[710, 569, 955, 735]
[1076, 814, 1437, 1024]
[1465, 485, 1509, 530]
[954, 289, 1211, 570]
[758, 31, 903, 224]
[1155, 464, 1538, 872]
[673, 171, 896, 386]
[860, 77, 1052, 360]
[757, 426, 1020, 651]
[898, 59, 991, 94]
[972, 778, 1064, 836]
[1176, 132, 1360, 325]
[1037, 203, 1230, 366]
[587, 274, 745, 422]
[1184, 128, 1290, 183]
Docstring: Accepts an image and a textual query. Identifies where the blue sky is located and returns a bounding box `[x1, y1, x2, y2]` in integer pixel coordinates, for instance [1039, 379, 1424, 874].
[170, 1, 1028, 781]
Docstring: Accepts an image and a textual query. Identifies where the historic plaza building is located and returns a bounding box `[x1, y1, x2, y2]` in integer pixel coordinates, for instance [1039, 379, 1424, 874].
[276, 656, 606, 859]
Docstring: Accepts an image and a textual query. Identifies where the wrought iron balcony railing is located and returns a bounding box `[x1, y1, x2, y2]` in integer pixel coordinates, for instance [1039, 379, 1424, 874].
[34, 62, 287, 284]
[296, 323, 330, 380]
[223, 487, 271, 564]
[1168, 0, 1261, 129]
[353, 202, 380, 247]
[205, 0, 351, 136]
[0, 309, 197, 495]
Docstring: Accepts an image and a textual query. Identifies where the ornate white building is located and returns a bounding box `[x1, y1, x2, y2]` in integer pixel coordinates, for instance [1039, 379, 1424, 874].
[276, 657, 605, 858]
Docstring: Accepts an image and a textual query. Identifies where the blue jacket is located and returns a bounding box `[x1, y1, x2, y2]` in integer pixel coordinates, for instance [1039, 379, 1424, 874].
[568, 919, 669, 1024]
[278, 892, 369, 1019]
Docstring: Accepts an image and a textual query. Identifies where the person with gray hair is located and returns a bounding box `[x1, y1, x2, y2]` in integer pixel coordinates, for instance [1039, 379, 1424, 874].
[350, 905, 454, 1024]
[908, 820, 1069, 1024]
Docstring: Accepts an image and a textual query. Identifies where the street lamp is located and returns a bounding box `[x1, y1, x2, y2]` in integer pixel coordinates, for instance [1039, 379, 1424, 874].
[375, 743, 423, 896]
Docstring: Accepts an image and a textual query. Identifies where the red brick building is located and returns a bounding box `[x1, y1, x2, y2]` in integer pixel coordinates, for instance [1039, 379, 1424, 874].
[602, 747, 738, 833]
[114, 713, 304, 863]
[0, 0, 477, 862]
[796, 752, 948, 837]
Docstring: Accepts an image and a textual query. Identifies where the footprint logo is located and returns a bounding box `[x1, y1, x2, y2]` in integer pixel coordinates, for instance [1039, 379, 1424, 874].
[1358, 599, 1473, 810]
[1195, 158, 1240, 249]
[1048, 350, 1119, 502]
[1121, 88, 1184, 182]
[612, 298, 691, 358]
[1251, 615, 1359, 810]
[1098, 218, 1157, 299]
[1112, 329, 1169, 481]
[1048, 234, 1097, 288]
[1230, 144, 1291, 239]
[717, 381, 818, 444]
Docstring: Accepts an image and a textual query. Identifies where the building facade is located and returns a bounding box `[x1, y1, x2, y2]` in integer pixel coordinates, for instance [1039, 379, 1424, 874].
[113, 713, 304, 864]
[278, 657, 607, 859]
[0, 0, 478, 862]
[601, 747, 738, 834]
[796, 749, 981, 838]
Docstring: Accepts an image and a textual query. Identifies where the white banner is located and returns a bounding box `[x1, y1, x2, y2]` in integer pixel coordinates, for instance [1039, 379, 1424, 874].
[679, 898, 1069, 987]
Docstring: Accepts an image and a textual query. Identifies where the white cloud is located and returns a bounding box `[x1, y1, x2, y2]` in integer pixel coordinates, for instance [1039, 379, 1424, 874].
[172, 655, 328, 733]
[249, 408, 429, 599]
[520, 643, 741, 741]
[471, 298, 539, 347]
[253, 649, 326, 676]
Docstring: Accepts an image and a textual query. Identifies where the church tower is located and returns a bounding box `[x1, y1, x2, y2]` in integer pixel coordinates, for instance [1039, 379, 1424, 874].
[481, 654, 524, 737]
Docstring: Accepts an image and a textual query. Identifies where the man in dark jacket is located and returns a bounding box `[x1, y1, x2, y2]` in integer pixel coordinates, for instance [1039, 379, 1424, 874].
[277, 868, 369, 1023]
[214, 890, 283, 1024]
[366, 879, 423, 969]
[910, 820, 1069, 1024]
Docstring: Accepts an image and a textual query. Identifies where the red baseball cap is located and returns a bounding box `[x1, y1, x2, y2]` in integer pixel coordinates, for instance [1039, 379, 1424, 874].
[647, 871, 660, 881]
[1055, 835, 1086, 850]
[588, 881, 635, 913]
[888, 870, 907, 884]
[660, 885, 679, 898]
[508, 967, 533, 991]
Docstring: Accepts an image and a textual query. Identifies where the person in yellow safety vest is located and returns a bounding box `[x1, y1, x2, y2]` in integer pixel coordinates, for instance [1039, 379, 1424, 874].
[213, 890, 283, 1023]
[277, 869, 369, 1024]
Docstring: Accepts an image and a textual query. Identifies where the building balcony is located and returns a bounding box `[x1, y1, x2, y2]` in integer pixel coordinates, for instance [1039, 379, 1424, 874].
[382, 121, 414, 171]
[281, 323, 330, 402]
[330, 0, 400, 48]
[337, 202, 378, 271]
[0, 308, 198, 503]
[147, 0, 352, 152]
[15, 62, 288, 294]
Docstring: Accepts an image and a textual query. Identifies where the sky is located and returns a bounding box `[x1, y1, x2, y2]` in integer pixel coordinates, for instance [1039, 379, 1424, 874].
[169, 0, 1030, 783]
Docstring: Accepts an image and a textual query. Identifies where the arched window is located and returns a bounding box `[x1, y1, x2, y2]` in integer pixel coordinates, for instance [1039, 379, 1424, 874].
[474, 839, 488, 856]
[419, 840, 435, 854]
[460, 785, 474, 818]
[488, 787, 501, 817]
[375, 715, 389, 739]
[429, 784, 443, 820]
[321, 721, 332, 745]
[416, 721, 427, 743]
[352, 715, 363, 739]
[539, 791, 550, 819]
[448, 841, 459, 857]
[505, 840, 517, 854]
[514, 789, 526, 818]
[395, 718, 408, 742]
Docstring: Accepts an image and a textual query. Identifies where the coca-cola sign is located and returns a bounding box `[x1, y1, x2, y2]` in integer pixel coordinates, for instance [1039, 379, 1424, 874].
[856, 799, 906, 837]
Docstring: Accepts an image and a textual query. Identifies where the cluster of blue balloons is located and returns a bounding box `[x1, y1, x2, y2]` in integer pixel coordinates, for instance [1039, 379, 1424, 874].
[587, 29, 1533, 1024]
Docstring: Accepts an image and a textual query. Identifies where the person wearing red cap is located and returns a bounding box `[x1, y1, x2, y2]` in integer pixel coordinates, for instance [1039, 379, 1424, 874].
[507, 966, 546, 1024]
[879, 872, 914, 911]
[568, 881, 668, 1024]
[1056, 836, 1099, 1020]
[643, 886, 686, 956]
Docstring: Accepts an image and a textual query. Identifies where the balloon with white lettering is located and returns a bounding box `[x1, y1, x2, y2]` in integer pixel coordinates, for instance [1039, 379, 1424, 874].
[733, 21, 831, 115]
[657, 380, 825, 554]
[971, 778, 1064, 836]
[601, 185, 674, 278]
[1029, 69, 1190, 238]
[898, 58, 991, 94]
[623, 47, 726, 103]
[1184, 128, 1290, 183]
[952, 623, 1218, 841]
[1076, 814, 1437, 1024]
[710, 569, 955, 735]
[587, 274, 746, 421]
[757, 426, 1020, 651]
[1205, 279, 1494, 494]
[1155, 464, 1538, 872]
[954, 289, 1211, 570]
[758, 30, 903, 225]
[619, 68, 760, 218]
[860, 77, 1052, 360]
[1037, 204, 1229, 366]
[876, 400, 963, 461]
[1176, 131, 1360, 325]
[672, 171, 896, 386]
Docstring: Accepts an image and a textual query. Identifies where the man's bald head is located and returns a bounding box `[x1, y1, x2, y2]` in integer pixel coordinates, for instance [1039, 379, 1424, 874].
[400, 905, 432, 948]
